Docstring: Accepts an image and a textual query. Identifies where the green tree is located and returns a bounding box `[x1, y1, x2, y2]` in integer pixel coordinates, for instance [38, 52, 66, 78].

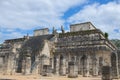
[104, 32, 108, 39]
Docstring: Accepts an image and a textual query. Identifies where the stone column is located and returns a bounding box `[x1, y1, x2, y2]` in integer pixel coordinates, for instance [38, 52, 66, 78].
[66, 58, 69, 74]
[51, 57, 54, 72]
[23, 56, 31, 75]
[83, 58, 87, 77]
[31, 58, 39, 75]
[68, 61, 78, 78]
[22, 59, 25, 74]
[93, 57, 98, 76]
[55, 56, 60, 75]
[86, 56, 90, 77]
[39, 57, 43, 74]
[60, 57, 66, 76]
[5, 53, 16, 75]
[79, 57, 83, 75]
[83, 63, 88, 77]
[111, 52, 119, 79]
[102, 66, 112, 80]
[78, 57, 81, 74]
[3, 55, 9, 75]
[117, 50, 120, 77]
[98, 57, 103, 75]
[10, 55, 16, 75]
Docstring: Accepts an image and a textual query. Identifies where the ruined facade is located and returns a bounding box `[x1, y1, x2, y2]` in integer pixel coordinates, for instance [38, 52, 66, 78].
[0, 22, 119, 78]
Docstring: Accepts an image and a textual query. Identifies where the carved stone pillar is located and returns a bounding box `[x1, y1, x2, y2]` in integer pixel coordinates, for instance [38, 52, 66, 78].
[23, 56, 31, 75]
[117, 50, 120, 77]
[3, 54, 9, 74]
[60, 56, 66, 76]
[82, 55, 87, 77]
[99, 57, 103, 75]
[5, 53, 16, 75]
[111, 52, 119, 79]
[31, 58, 39, 74]
[55, 55, 60, 75]
[93, 57, 98, 76]
[78, 57, 81, 74]
[86, 56, 90, 77]
[51, 57, 54, 71]
[10, 55, 16, 75]
[68, 61, 78, 78]
[66, 58, 69, 74]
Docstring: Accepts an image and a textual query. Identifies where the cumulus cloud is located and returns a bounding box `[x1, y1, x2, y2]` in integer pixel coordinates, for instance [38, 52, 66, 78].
[68, 1, 120, 39]
[0, 0, 86, 29]
[0, 0, 86, 43]
[0, 0, 120, 43]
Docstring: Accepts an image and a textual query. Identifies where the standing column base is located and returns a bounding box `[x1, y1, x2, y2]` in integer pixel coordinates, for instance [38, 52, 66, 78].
[102, 66, 112, 80]
[68, 62, 78, 78]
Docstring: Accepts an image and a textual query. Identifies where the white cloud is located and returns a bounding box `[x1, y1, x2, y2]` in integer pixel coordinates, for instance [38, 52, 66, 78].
[0, 0, 86, 29]
[1, 0, 120, 43]
[68, 1, 120, 39]
[0, 30, 24, 43]
[0, 0, 86, 43]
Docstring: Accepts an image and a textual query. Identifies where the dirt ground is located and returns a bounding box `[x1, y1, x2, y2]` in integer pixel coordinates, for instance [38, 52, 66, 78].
[0, 74, 102, 80]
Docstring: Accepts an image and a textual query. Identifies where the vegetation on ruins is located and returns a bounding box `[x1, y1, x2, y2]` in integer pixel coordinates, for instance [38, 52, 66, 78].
[104, 32, 109, 39]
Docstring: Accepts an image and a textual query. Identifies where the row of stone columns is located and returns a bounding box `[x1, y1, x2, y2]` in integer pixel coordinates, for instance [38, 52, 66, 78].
[21, 54, 103, 77]
[53, 52, 120, 80]
[78, 55, 99, 77]
[54, 55, 100, 77]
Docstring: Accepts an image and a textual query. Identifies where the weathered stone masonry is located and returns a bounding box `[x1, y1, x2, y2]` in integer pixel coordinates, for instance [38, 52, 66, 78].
[0, 22, 119, 79]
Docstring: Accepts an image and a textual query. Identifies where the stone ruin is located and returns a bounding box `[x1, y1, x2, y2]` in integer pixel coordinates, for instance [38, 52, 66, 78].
[0, 22, 119, 80]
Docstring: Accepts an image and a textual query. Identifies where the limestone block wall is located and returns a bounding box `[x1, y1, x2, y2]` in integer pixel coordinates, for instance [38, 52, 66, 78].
[34, 28, 49, 36]
[70, 22, 96, 32]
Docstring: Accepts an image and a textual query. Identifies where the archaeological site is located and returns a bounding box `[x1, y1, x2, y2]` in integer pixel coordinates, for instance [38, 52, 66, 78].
[0, 22, 120, 80]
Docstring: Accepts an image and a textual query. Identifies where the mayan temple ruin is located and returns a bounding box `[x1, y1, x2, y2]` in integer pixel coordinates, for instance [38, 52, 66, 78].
[0, 22, 120, 79]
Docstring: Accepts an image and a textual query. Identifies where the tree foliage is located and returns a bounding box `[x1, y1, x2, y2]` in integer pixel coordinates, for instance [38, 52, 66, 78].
[104, 32, 109, 39]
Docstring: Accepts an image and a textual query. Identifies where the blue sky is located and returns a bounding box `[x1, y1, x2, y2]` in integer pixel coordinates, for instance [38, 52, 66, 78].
[0, 0, 120, 43]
